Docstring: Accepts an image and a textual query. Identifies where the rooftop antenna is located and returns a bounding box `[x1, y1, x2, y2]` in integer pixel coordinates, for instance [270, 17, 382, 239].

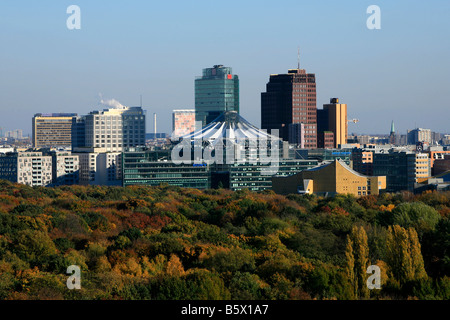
[297, 47, 300, 69]
[140, 95, 142, 108]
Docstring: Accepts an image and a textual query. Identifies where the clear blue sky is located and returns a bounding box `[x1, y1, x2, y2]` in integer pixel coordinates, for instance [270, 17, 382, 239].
[1, 0, 449, 136]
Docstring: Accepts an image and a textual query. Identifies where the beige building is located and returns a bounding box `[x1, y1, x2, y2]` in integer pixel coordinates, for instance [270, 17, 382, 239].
[415, 153, 431, 183]
[32, 113, 77, 148]
[323, 98, 347, 148]
[83, 106, 145, 153]
[272, 160, 386, 196]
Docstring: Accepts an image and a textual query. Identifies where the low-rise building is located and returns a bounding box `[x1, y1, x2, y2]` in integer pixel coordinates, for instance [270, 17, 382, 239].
[272, 159, 386, 196]
[0, 152, 52, 187]
[122, 147, 318, 191]
[372, 149, 430, 192]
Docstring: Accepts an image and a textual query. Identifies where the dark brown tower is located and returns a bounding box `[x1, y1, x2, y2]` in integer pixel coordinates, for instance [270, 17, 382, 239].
[261, 69, 317, 148]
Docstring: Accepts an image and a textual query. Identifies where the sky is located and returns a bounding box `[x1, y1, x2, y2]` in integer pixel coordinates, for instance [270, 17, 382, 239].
[0, 0, 449, 136]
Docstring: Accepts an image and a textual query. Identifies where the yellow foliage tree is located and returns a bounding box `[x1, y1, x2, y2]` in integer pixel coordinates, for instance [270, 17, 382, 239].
[166, 254, 185, 277]
[385, 225, 427, 284]
[345, 226, 370, 299]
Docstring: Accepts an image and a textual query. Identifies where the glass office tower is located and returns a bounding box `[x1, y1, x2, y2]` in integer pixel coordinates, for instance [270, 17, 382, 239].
[195, 65, 239, 127]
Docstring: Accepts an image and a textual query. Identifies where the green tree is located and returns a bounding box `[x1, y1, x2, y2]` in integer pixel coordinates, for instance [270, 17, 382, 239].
[385, 225, 428, 285]
[391, 202, 440, 235]
[345, 226, 370, 299]
[14, 230, 57, 265]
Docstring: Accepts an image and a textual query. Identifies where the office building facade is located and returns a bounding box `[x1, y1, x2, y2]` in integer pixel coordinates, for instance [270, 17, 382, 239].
[122, 148, 210, 189]
[317, 98, 347, 148]
[317, 131, 335, 149]
[407, 128, 432, 145]
[261, 68, 317, 147]
[352, 148, 374, 176]
[195, 65, 239, 127]
[32, 113, 77, 148]
[51, 151, 80, 186]
[82, 106, 146, 152]
[0, 152, 53, 187]
[212, 159, 319, 192]
[372, 150, 430, 192]
[75, 150, 122, 186]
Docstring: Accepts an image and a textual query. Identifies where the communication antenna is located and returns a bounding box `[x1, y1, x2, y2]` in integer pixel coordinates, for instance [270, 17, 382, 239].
[297, 47, 300, 69]
[140, 95, 143, 108]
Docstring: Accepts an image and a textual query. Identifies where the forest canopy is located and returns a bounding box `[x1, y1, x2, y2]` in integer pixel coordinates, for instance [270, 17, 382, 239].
[0, 180, 449, 300]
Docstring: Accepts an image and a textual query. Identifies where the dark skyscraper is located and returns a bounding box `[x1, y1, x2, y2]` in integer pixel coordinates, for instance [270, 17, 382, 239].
[261, 68, 317, 148]
[195, 65, 239, 127]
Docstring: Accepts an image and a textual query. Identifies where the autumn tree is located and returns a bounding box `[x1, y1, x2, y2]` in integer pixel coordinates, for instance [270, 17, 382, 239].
[345, 226, 370, 299]
[385, 225, 428, 285]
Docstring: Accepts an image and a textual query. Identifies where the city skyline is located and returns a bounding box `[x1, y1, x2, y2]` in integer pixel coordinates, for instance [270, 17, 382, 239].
[1, 1, 449, 136]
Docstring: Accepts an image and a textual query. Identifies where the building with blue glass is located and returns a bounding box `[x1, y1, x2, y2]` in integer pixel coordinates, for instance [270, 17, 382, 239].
[195, 65, 239, 127]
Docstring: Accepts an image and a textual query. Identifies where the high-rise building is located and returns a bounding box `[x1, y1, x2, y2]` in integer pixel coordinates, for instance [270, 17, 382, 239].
[317, 98, 347, 148]
[32, 113, 77, 148]
[81, 106, 146, 152]
[71, 105, 145, 186]
[172, 109, 196, 138]
[195, 65, 239, 127]
[407, 128, 432, 145]
[261, 68, 317, 147]
[71, 116, 86, 150]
